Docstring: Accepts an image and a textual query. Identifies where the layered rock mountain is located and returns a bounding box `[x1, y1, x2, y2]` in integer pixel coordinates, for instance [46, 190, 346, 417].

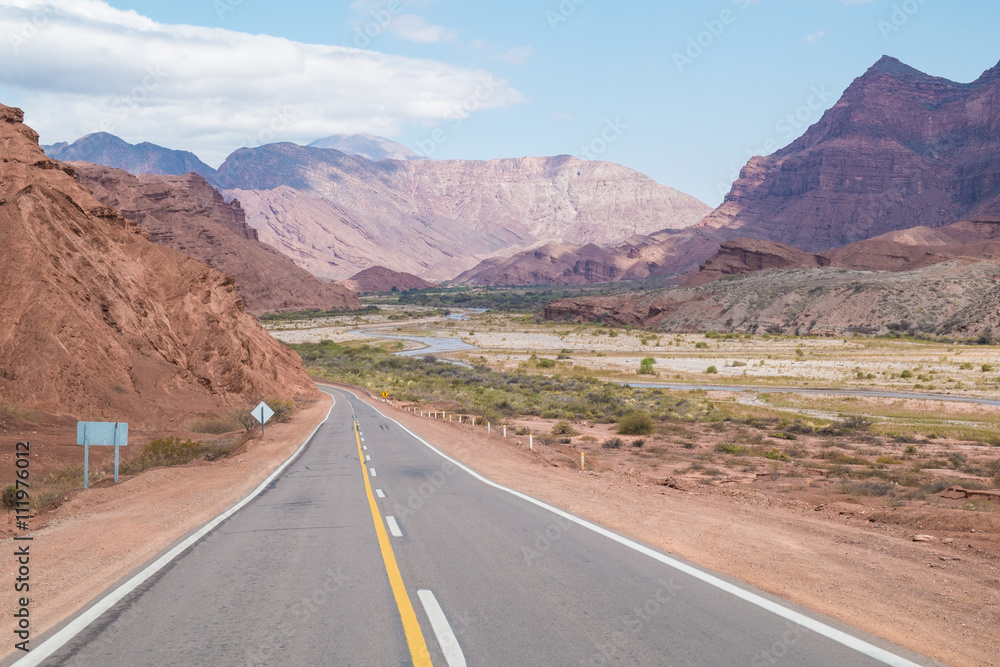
[697, 56, 1000, 251]
[308, 134, 425, 161]
[0, 104, 316, 427]
[465, 55, 1000, 286]
[71, 164, 359, 314]
[44, 132, 217, 181]
[212, 144, 712, 281]
[344, 266, 434, 294]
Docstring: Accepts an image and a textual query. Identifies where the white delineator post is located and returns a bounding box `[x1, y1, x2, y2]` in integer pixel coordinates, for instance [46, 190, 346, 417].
[488, 422, 491, 434]
[503, 425, 507, 438]
[581, 452, 585, 470]
[529, 434, 533, 450]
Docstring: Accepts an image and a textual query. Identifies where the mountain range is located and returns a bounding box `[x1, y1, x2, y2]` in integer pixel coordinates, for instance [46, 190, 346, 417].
[43, 134, 712, 282]
[468, 55, 1000, 286]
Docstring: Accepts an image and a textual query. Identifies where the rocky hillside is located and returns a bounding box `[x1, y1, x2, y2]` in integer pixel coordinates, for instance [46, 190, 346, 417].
[545, 260, 1000, 339]
[697, 56, 1000, 251]
[213, 145, 711, 281]
[0, 105, 316, 427]
[343, 266, 434, 293]
[44, 132, 217, 181]
[72, 164, 359, 314]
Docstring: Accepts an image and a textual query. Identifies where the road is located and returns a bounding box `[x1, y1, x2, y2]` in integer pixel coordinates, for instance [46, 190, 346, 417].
[22, 387, 937, 666]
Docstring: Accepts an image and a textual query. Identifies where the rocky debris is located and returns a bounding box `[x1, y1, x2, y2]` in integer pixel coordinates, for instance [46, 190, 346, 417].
[940, 486, 1000, 501]
[71, 163, 359, 314]
[913, 535, 937, 542]
[0, 103, 317, 427]
[343, 266, 434, 293]
[212, 145, 711, 281]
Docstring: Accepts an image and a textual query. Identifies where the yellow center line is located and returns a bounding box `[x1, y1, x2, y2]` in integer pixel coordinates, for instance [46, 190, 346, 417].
[354, 418, 433, 666]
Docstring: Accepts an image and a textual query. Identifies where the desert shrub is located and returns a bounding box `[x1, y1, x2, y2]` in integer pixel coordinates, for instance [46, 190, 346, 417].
[2, 484, 17, 511]
[695, 342, 709, 349]
[120, 437, 203, 476]
[983, 364, 994, 372]
[763, 448, 790, 461]
[900, 370, 913, 379]
[189, 414, 241, 435]
[732, 361, 747, 367]
[839, 415, 874, 432]
[602, 438, 624, 449]
[638, 357, 656, 375]
[617, 411, 655, 436]
[631, 439, 646, 448]
[705, 366, 718, 375]
[537, 359, 557, 369]
[551, 421, 579, 436]
[264, 398, 296, 423]
[795, 348, 804, 357]
[716, 443, 749, 455]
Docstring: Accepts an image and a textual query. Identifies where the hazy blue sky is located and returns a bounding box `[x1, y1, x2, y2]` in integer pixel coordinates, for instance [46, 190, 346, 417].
[1, 0, 998, 205]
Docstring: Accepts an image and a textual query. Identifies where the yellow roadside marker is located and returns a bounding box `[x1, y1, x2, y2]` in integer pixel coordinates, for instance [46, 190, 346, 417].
[354, 421, 433, 666]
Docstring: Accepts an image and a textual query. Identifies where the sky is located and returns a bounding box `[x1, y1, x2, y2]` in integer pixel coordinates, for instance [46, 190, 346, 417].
[0, 0, 998, 206]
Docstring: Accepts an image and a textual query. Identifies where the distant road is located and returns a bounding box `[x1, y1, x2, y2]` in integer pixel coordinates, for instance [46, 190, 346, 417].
[21, 386, 937, 666]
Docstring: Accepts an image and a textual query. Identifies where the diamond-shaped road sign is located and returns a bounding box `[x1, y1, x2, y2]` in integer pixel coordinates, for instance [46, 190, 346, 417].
[253, 401, 275, 425]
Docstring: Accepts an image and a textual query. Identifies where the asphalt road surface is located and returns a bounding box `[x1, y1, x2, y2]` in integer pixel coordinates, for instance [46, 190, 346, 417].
[22, 387, 939, 666]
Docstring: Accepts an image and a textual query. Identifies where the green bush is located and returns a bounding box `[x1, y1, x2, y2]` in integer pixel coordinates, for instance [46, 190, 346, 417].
[983, 364, 994, 372]
[638, 357, 656, 375]
[602, 438, 624, 449]
[551, 421, 579, 436]
[120, 437, 204, 476]
[716, 443, 749, 455]
[537, 359, 557, 369]
[695, 342, 709, 349]
[264, 398, 296, 423]
[617, 411, 655, 436]
[900, 370, 913, 379]
[705, 366, 718, 375]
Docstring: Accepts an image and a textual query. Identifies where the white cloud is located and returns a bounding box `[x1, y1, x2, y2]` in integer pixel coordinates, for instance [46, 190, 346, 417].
[552, 112, 576, 123]
[350, 0, 456, 44]
[0, 0, 523, 164]
[805, 30, 826, 43]
[496, 45, 532, 65]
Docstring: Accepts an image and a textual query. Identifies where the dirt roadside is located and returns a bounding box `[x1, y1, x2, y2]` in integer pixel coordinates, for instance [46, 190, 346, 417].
[0, 393, 332, 662]
[347, 390, 996, 667]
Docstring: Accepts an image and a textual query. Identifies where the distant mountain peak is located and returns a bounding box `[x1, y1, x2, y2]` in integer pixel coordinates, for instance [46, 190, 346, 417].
[306, 134, 425, 162]
[43, 133, 216, 181]
[865, 55, 928, 79]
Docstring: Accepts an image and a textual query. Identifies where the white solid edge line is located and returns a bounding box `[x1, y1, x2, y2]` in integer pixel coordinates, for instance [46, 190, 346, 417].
[417, 590, 468, 667]
[331, 388, 924, 667]
[15, 398, 337, 667]
[386, 516, 403, 538]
